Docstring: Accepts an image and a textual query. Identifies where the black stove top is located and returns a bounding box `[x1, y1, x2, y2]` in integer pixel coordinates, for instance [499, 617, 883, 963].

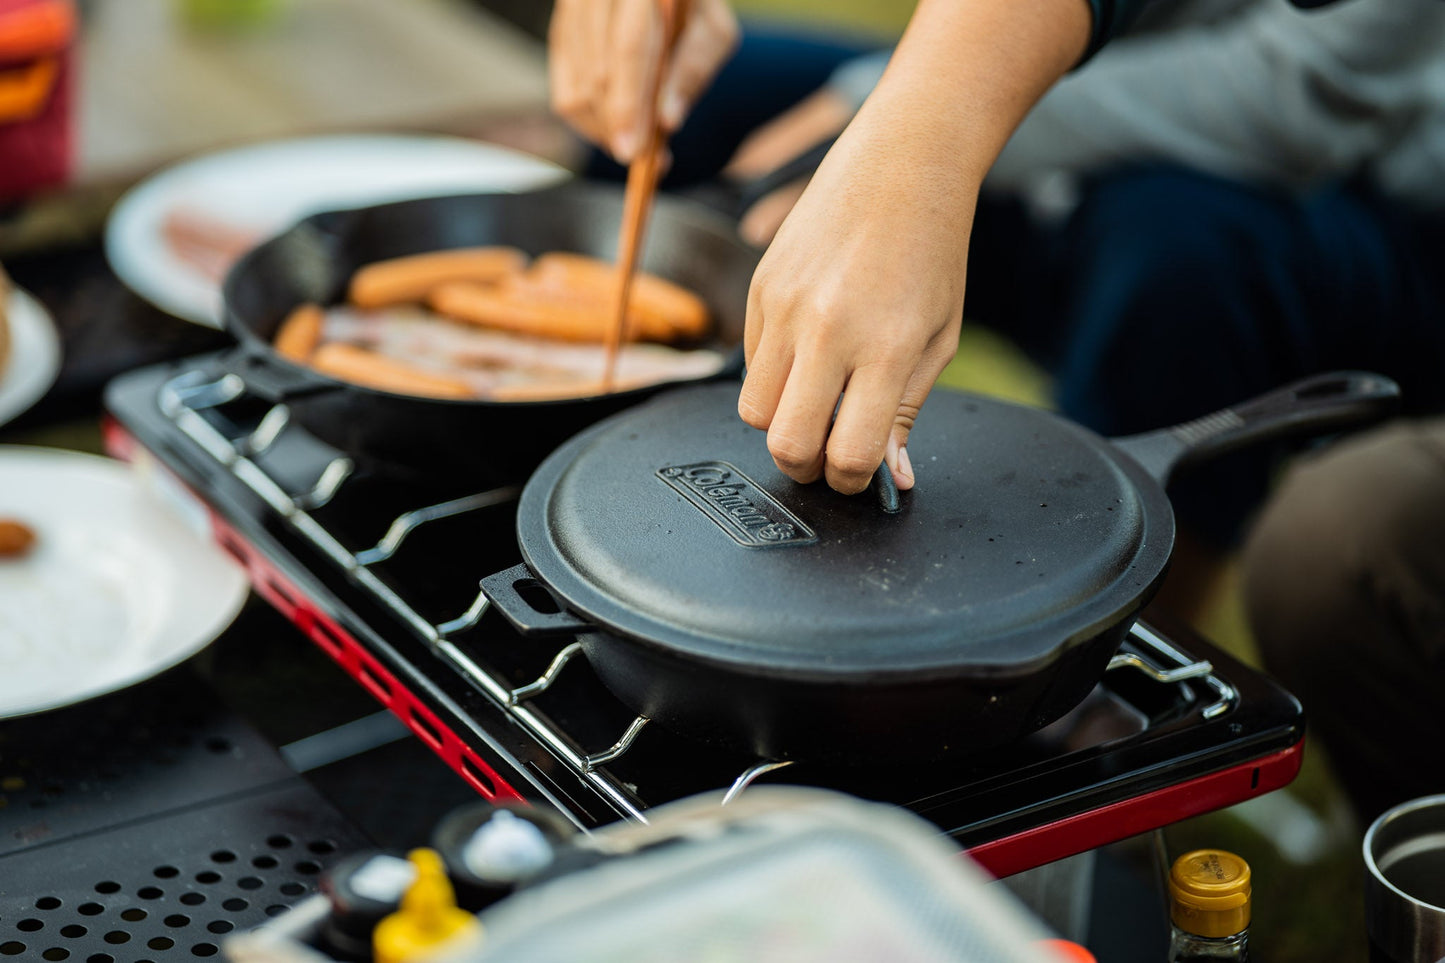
[102, 354, 1306, 879]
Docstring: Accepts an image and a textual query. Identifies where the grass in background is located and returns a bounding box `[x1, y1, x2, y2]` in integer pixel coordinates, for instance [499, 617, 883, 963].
[732, 0, 911, 40]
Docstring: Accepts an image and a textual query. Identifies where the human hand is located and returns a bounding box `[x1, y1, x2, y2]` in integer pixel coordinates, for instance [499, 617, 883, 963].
[724, 86, 856, 247]
[547, 0, 740, 164]
[734, 0, 1091, 497]
[737, 98, 979, 496]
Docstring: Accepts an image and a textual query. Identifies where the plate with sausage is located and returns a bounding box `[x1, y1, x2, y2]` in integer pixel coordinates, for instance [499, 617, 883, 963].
[104, 133, 569, 329]
[0, 446, 250, 718]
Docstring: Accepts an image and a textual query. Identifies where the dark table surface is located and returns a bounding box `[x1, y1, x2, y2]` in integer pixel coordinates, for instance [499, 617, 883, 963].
[0, 235, 1170, 963]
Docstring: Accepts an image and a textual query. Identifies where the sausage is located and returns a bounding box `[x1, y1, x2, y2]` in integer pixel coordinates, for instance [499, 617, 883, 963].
[273, 302, 325, 362]
[428, 260, 703, 344]
[348, 246, 529, 309]
[527, 253, 710, 339]
[0, 518, 36, 558]
[427, 280, 653, 343]
[309, 342, 475, 399]
[629, 270, 710, 339]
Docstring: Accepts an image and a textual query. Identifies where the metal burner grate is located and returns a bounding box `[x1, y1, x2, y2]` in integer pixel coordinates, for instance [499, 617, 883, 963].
[148, 370, 1234, 779]
[102, 357, 1305, 877]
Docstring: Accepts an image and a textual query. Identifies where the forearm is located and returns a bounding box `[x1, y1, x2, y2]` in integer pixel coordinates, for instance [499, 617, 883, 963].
[860, 0, 1093, 192]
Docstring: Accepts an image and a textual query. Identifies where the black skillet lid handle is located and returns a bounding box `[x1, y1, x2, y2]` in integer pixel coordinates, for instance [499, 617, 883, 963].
[1109, 370, 1402, 485]
[480, 564, 593, 637]
[871, 461, 902, 514]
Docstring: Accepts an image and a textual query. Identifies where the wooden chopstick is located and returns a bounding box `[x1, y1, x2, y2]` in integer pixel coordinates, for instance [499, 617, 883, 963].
[602, 0, 688, 392]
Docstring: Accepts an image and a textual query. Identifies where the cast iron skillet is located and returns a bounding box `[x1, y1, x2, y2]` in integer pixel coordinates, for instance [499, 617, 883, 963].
[479, 371, 1399, 766]
[217, 180, 771, 486]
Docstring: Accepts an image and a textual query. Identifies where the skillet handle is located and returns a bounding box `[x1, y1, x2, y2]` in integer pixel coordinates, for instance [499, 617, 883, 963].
[480, 564, 593, 637]
[218, 347, 347, 405]
[1110, 370, 1402, 486]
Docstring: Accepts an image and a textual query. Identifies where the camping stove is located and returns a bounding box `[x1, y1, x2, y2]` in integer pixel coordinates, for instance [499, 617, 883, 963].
[102, 356, 1305, 879]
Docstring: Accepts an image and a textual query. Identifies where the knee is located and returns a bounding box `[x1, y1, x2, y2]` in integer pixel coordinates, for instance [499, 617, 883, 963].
[1242, 420, 1445, 672]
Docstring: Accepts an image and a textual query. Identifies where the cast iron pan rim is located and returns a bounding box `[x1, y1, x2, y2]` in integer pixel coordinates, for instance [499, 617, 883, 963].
[514, 388, 1181, 679]
[559, 585, 1168, 685]
[219, 185, 750, 407]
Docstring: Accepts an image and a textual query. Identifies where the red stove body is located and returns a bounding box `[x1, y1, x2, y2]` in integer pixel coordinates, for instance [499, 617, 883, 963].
[103, 357, 1305, 879]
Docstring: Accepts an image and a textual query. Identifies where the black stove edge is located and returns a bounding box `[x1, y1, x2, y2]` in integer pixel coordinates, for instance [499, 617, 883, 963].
[102, 358, 1309, 865]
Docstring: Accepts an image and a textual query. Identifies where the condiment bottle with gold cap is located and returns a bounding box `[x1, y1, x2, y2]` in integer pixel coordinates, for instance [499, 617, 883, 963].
[1167, 848, 1251, 961]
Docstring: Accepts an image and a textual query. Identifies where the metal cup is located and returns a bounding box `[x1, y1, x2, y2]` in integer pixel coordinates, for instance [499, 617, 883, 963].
[1364, 794, 1445, 963]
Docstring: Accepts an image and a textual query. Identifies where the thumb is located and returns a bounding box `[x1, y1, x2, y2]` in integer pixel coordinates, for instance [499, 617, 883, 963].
[885, 343, 957, 490]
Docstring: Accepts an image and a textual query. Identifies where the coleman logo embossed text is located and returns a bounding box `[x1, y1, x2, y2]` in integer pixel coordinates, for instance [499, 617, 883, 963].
[656, 462, 817, 548]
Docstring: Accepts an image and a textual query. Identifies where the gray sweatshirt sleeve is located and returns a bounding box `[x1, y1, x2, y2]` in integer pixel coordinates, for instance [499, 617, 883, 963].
[985, 0, 1445, 203]
[1083, 0, 1154, 57]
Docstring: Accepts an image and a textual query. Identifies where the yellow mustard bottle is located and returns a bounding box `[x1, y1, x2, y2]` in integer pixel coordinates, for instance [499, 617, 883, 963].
[372, 847, 483, 963]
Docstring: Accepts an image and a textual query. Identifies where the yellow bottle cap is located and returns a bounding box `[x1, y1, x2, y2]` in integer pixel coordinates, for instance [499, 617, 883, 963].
[372, 848, 483, 963]
[1169, 849, 1251, 939]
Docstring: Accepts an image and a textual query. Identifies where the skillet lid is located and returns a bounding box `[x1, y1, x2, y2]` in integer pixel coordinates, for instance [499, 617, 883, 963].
[516, 381, 1175, 679]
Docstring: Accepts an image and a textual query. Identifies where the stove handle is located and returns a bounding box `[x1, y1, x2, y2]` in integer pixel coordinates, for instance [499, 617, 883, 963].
[205, 346, 345, 405]
[480, 564, 594, 637]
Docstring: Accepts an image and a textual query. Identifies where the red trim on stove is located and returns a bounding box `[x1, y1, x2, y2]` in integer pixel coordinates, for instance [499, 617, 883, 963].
[104, 424, 527, 806]
[965, 741, 1304, 878]
[209, 513, 528, 805]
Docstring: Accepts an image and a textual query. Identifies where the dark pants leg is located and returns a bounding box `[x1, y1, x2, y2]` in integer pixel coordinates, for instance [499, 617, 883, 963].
[967, 165, 1445, 549]
[1241, 418, 1445, 827]
[583, 25, 878, 188]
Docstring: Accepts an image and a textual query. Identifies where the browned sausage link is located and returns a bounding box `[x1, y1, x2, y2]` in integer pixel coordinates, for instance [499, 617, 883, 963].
[511, 276, 677, 343]
[0, 518, 36, 558]
[429, 281, 626, 343]
[309, 342, 475, 399]
[348, 246, 529, 309]
[522, 253, 696, 341]
[630, 271, 711, 339]
[273, 302, 325, 363]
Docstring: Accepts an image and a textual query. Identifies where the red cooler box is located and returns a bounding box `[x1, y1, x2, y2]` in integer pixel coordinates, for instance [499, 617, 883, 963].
[0, 0, 75, 200]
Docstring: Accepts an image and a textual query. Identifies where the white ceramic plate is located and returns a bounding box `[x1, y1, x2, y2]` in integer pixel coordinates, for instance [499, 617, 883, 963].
[0, 287, 63, 428]
[104, 133, 570, 328]
[0, 446, 251, 718]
